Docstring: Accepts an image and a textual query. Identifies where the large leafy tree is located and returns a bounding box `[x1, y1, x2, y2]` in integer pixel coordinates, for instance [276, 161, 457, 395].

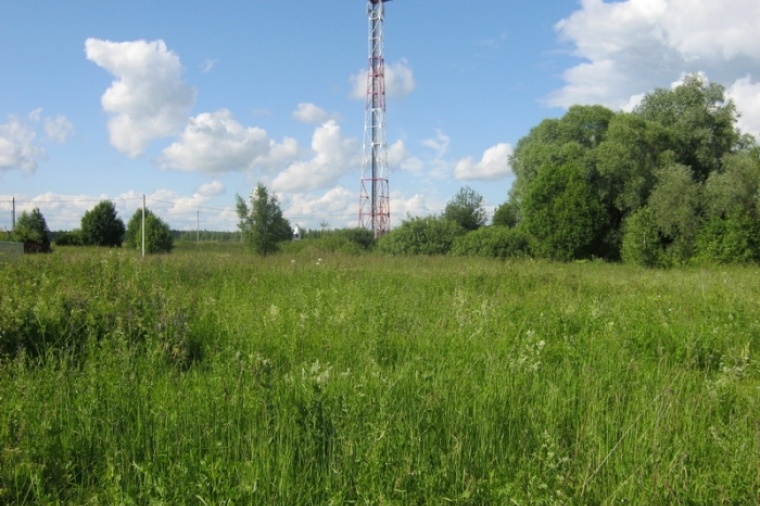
[442, 186, 487, 231]
[634, 74, 740, 181]
[125, 208, 174, 254]
[81, 200, 125, 247]
[236, 183, 292, 256]
[13, 207, 51, 253]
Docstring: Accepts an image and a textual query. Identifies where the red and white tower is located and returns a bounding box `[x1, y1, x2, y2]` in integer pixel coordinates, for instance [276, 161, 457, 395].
[359, 0, 391, 237]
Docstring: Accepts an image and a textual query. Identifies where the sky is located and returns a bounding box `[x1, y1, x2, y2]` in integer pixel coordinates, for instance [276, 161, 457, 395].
[2, 0, 760, 233]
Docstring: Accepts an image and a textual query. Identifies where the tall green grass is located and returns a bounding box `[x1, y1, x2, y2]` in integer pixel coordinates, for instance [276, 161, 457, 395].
[0, 247, 758, 503]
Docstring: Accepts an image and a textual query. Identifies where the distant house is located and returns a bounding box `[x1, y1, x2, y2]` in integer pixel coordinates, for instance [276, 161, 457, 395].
[293, 225, 302, 241]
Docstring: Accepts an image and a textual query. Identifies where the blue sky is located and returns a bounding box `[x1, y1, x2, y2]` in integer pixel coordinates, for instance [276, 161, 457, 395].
[2, 0, 760, 232]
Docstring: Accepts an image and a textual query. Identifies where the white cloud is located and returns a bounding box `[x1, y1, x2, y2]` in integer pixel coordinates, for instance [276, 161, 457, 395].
[271, 120, 359, 193]
[421, 129, 450, 158]
[200, 59, 217, 73]
[196, 180, 225, 197]
[548, 0, 760, 111]
[0, 115, 45, 173]
[454, 143, 513, 181]
[158, 109, 299, 173]
[283, 186, 356, 229]
[728, 76, 760, 139]
[350, 58, 415, 100]
[387, 139, 410, 169]
[44, 115, 74, 142]
[293, 103, 330, 124]
[85, 38, 196, 157]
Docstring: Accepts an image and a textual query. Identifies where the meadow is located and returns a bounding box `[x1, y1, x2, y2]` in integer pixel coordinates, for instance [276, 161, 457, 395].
[0, 244, 758, 504]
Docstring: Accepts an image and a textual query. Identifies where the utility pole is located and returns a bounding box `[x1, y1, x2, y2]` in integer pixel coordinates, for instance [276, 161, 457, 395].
[197, 210, 200, 243]
[11, 196, 15, 231]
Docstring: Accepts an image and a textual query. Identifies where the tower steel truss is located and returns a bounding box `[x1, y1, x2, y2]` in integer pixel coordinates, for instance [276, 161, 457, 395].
[359, 0, 391, 236]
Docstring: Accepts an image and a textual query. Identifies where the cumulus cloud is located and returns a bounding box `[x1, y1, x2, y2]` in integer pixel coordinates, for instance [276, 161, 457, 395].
[271, 120, 359, 193]
[547, 0, 760, 118]
[728, 76, 760, 138]
[283, 186, 356, 229]
[421, 130, 450, 158]
[196, 180, 225, 197]
[293, 103, 330, 124]
[350, 58, 416, 100]
[454, 143, 513, 181]
[158, 109, 299, 173]
[85, 38, 196, 157]
[0, 115, 46, 173]
[44, 115, 74, 142]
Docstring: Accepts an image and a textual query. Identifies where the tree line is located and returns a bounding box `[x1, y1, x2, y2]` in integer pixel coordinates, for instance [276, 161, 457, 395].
[3, 201, 173, 254]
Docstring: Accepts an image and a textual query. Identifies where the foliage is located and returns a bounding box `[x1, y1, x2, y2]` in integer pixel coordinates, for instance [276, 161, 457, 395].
[442, 186, 487, 231]
[125, 208, 174, 254]
[523, 162, 607, 261]
[11, 207, 52, 253]
[647, 164, 703, 263]
[80, 200, 125, 247]
[696, 210, 760, 265]
[634, 74, 740, 181]
[621, 207, 667, 267]
[376, 215, 465, 255]
[508, 75, 754, 264]
[54, 230, 84, 246]
[492, 200, 520, 228]
[451, 226, 533, 258]
[236, 183, 292, 256]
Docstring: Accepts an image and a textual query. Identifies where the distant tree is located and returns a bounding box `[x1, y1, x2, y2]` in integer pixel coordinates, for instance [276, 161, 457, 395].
[442, 186, 487, 231]
[125, 209, 174, 254]
[376, 216, 465, 255]
[81, 200, 125, 247]
[492, 200, 520, 228]
[621, 207, 667, 267]
[236, 183, 292, 256]
[12, 208, 52, 253]
[54, 230, 84, 246]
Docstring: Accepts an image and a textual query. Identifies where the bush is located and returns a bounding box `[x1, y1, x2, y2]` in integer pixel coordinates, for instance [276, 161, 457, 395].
[55, 230, 84, 246]
[451, 226, 533, 258]
[621, 207, 667, 267]
[695, 210, 760, 264]
[125, 209, 174, 254]
[376, 216, 465, 255]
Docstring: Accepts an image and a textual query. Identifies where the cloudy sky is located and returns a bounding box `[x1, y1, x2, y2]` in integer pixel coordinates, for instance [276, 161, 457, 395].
[2, 0, 760, 232]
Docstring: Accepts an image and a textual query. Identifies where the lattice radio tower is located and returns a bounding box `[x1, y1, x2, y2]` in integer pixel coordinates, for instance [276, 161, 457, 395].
[359, 0, 391, 237]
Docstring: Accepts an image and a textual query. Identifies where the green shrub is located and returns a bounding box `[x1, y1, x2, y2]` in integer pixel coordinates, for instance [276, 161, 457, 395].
[451, 226, 533, 258]
[376, 216, 465, 255]
[125, 209, 174, 254]
[696, 210, 760, 264]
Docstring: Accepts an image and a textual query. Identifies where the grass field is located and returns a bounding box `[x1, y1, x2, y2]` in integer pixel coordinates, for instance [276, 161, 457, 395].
[1, 245, 758, 504]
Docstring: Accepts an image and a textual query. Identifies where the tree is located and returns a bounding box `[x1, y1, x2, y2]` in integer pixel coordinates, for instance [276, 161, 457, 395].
[522, 162, 607, 261]
[621, 207, 666, 267]
[236, 183, 292, 256]
[442, 186, 487, 231]
[81, 200, 125, 247]
[647, 164, 702, 263]
[492, 200, 520, 228]
[634, 74, 740, 181]
[13, 208, 51, 253]
[125, 208, 174, 254]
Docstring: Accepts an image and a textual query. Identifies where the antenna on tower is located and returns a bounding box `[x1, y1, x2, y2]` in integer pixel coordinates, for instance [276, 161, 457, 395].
[359, 0, 391, 237]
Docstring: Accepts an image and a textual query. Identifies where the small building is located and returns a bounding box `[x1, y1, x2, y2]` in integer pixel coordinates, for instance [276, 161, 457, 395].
[293, 225, 302, 241]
